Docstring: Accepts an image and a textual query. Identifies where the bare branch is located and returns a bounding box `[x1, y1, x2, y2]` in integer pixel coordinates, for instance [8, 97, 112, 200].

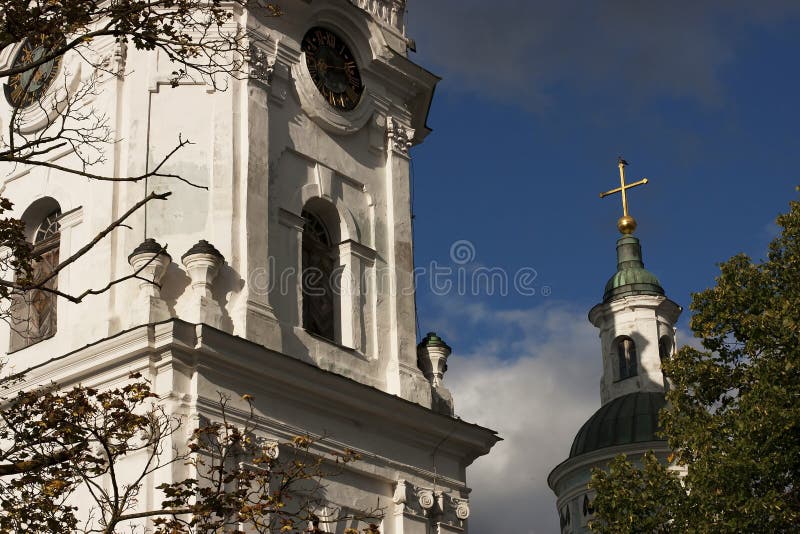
[23, 191, 172, 290]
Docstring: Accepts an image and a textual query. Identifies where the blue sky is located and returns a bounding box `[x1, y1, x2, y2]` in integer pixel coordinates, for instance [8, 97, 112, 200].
[404, 3, 800, 532]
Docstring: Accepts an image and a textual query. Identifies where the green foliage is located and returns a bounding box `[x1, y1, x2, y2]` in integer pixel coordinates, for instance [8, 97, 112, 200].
[589, 452, 688, 533]
[590, 194, 800, 533]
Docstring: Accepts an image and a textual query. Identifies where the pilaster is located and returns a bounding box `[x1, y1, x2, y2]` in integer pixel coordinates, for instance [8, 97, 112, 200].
[238, 48, 280, 346]
[337, 239, 377, 352]
[383, 116, 428, 404]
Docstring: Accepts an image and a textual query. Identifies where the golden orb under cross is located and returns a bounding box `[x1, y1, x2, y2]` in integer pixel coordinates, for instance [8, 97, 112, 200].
[599, 157, 649, 235]
[617, 215, 637, 234]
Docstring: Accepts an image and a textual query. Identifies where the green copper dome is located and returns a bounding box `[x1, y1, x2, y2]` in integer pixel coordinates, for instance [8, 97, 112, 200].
[417, 332, 451, 351]
[569, 392, 666, 458]
[603, 235, 664, 302]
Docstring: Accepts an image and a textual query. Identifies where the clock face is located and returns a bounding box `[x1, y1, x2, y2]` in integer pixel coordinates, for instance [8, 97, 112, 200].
[4, 40, 61, 109]
[301, 27, 363, 111]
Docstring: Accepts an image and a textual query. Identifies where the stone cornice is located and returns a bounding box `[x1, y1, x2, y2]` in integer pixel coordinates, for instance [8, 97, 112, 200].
[588, 294, 682, 327]
[195, 395, 467, 491]
[189, 322, 499, 461]
[9, 319, 499, 465]
[548, 440, 671, 495]
[339, 239, 378, 263]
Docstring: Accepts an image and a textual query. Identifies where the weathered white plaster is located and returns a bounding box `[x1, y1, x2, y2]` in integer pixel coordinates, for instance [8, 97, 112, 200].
[0, 2, 494, 531]
[589, 295, 681, 405]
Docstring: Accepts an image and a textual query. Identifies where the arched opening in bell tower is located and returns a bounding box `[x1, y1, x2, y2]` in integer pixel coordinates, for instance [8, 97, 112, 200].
[615, 335, 638, 380]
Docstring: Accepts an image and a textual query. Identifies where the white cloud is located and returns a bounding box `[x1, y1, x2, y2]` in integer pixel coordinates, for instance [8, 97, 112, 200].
[431, 301, 601, 533]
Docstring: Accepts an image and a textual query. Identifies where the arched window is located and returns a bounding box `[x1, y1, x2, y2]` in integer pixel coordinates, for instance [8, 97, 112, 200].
[616, 336, 637, 380]
[582, 494, 594, 517]
[10, 206, 61, 351]
[659, 335, 672, 362]
[302, 208, 336, 341]
[559, 505, 571, 530]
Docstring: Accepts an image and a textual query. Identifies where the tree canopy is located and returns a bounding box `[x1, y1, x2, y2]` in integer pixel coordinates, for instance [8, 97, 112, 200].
[590, 192, 800, 533]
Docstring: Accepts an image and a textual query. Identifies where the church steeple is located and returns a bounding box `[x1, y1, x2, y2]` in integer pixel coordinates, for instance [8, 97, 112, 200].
[549, 160, 682, 532]
[590, 159, 681, 404]
[598, 158, 663, 300]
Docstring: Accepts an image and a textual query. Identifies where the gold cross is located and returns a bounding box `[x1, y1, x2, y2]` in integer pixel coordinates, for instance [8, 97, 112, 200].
[599, 157, 649, 234]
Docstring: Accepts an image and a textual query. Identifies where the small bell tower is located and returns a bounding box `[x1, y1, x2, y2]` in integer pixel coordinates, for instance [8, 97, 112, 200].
[590, 158, 681, 404]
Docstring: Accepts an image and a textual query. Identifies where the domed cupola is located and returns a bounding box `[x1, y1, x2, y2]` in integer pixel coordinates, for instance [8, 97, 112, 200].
[569, 391, 666, 459]
[603, 235, 664, 302]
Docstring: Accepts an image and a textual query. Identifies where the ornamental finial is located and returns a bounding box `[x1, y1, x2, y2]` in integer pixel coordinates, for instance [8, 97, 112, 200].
[599, 157, 649, 234]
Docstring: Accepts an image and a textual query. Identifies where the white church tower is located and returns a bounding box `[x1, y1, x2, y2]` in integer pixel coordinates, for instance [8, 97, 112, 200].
[548, 160, 681, 533]
[0, 1, 498, 532]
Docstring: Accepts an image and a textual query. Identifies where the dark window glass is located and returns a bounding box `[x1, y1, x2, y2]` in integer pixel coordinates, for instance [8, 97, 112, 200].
[659, 336, 672, 362]
[617, 336, 638, 379]
[10, 209, 60, 351]
[302, 210, 335, 341]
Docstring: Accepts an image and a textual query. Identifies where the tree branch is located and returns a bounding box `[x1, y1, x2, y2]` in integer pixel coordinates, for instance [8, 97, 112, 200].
[0, 445, 81, 477]
[33, 191, 172, 288]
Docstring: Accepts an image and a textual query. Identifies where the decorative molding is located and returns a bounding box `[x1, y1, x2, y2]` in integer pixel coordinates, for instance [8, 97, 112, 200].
[58, 205, 84, 229]
[246, 298, 277, 320]
[278, 208, 305, 231]
[0, 41, 100, 133]
[97, 40, 127, 79]
[249, 42, 275, 86]
[386, 116, 413, 157]
[293, 53, 376, 136]
[417, 488, 435, 511]
[349, 0, 406, 34]
[339, 239, 377, 264]
[392, 480, 470, 529]
[393, 479, 409, 506]
[284, 15, 378, 136]
[16, 62, 83, 135]
[452, 497, 470, 521]
[6, 318, 494, 496]
[548, 440, 672, 504]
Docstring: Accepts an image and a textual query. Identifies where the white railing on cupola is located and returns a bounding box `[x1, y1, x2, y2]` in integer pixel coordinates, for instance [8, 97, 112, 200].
[349, 0, 406, 34]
